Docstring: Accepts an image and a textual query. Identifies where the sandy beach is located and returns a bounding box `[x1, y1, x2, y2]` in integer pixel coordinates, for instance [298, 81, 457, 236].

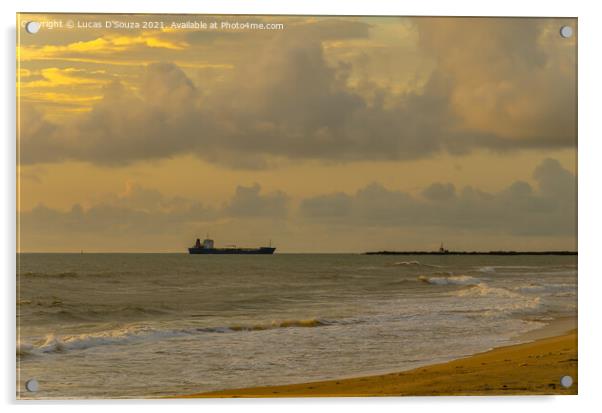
[182, 323, 577, 397]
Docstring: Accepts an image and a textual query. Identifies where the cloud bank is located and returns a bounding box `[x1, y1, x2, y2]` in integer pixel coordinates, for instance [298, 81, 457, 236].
[300, 158, 575, 237]
[20, 159, 576, 251]
[20, 18, 576, 168]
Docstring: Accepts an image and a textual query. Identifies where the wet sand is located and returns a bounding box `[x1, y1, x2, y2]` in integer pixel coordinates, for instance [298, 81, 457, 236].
[181, 327, 577, 397]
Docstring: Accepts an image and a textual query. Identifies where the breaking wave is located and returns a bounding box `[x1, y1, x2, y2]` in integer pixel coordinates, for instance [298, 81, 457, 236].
[17, 318, 333, 356]
[393, 260, 421, 266]
[216, 318, 328, 332]
[451, 283, 542, 313]
[455, 283, 523, 298]
[418, 274, 545, 314]
[392, 261, 441, 268]
[16, 341, 34, 357]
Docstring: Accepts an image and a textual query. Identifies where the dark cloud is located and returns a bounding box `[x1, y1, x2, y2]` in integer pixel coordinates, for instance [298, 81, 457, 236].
[299, 192, 352, 218]
[415, 18, 576, 148]
[224, 184, 289, 218]
[20, 182, 290, 251]
[300, 158, 576, 237]
[422, 182, 456, 201]
[19, 158, 575, 251]
[23, 182, 217, 236]
[19, 103, 61, 164]
[20, 18, 575, 168]
[533, 158, 576, 198]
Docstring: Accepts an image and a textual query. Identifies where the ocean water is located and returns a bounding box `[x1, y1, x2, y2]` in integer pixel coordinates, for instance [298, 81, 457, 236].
[16, 253, 577, 399]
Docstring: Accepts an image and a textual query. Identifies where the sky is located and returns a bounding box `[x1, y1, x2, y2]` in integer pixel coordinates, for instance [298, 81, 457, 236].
[17, 14, 577, 252]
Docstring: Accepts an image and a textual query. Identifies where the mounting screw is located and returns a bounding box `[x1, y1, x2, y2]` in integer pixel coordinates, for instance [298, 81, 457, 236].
[559, 26, 573, 39]
[25, 379, 39, 392]
[25, 21, 41, 34]
[560, 375, 573, 388]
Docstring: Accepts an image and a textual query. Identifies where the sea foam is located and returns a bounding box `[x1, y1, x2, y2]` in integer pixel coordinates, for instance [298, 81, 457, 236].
[18, 318, 333, 356]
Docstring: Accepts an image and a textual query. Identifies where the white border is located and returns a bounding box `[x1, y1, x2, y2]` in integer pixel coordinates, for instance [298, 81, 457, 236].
[3, 1, 602, 412]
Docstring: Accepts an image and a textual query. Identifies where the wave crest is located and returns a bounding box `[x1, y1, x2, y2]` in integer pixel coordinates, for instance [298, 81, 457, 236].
[228, 318, 327, 332]
[418, 275, 481, 286]
[390, 261, 442, 269]
[18, 318, 332, 356]
[19, 271, 79, 278]
[451, 283, 542, 313]
[393, 260, 421, 266]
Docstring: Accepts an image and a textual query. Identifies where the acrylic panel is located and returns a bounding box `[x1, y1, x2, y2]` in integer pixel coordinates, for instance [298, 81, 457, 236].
[16, 13, 577, 399]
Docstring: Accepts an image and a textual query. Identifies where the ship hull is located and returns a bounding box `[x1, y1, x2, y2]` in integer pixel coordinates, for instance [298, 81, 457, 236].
[188, 247, 276, 255]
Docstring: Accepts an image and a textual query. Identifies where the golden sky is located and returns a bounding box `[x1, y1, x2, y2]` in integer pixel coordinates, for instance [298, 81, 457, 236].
[17, 14, 577, 252]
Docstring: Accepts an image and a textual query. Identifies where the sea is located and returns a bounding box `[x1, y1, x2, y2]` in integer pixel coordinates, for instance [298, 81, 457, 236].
[16, 253, 577, 399]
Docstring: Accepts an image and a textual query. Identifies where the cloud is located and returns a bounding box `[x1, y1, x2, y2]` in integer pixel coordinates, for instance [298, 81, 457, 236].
[20, 63, 204, 165]
[19, 18, 576, 168]
[533, 158, 576, 198]
[422, 182, 456, 201]
[415, 18, 576, 148]
[19, 182, 290, 251]
[19, 32, 188, 62]
[224, 184, 289, 218]
[19, 159, 575, 251]
[300, 158, 576, 237]
[20, 67, 114, 89]
[299, 192, 352, 218]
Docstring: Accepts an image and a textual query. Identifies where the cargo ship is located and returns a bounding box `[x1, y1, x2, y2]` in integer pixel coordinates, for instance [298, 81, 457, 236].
[188, 237, 276, 254]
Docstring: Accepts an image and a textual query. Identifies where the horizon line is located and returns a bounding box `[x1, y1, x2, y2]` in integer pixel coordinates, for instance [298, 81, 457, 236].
[16, 250, 579, 254]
